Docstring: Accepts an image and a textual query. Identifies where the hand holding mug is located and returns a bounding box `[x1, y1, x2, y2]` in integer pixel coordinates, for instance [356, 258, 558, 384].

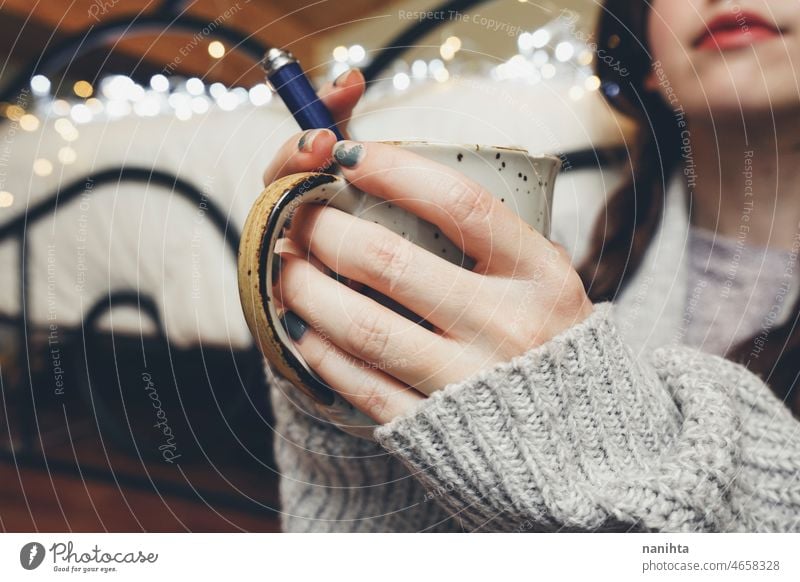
[239, 68, 593, 437]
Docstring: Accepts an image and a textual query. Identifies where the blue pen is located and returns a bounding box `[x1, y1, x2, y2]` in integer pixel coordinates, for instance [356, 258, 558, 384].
[262, 47, 346, 142]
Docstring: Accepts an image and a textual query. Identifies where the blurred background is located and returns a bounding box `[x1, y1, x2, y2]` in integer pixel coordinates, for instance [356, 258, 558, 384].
[0, 0, 632, 532]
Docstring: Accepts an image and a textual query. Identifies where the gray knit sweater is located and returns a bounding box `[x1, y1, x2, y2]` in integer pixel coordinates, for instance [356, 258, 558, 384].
[267, 174, 800, 532]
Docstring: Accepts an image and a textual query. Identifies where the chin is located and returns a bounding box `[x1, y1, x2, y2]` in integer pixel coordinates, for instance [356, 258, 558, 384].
[681, 68, 795, 120]
[693, 47, 798, 112]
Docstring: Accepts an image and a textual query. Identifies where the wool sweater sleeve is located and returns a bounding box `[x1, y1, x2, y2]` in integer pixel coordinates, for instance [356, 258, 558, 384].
[374, 302, 800, 532]
[267, 366, 463, 532]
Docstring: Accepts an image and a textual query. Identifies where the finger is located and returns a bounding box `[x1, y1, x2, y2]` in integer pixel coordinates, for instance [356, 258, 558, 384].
[330, 140, 545, 276]
[275, 236, 329, 273]
[275, 254, 458, 394]
[288, 203, 488, 333]
[262, 69, 364, 185]
[262, 128, 339, 185]
[551, 241, 573, 264]
[280, 311, 423, 423]
[316, 68, 365, 139]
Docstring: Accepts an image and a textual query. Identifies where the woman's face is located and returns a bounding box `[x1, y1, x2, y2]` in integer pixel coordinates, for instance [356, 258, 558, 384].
[647, 0, 800, 120]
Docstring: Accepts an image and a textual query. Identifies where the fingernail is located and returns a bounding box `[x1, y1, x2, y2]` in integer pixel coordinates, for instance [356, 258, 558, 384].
[271, 253, 283, 283]
[298, 129, 325, 153]
[333, 68, 354, 87]
[280, 310, 307, 341]
[332, 140, 364, 168]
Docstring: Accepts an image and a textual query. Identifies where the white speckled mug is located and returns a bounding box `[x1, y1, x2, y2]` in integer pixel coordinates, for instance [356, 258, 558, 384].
[238, 141, 561, 438]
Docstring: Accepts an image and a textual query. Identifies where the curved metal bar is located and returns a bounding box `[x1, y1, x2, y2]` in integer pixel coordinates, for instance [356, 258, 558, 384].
[0, 14, 270, 104]
[0, 166, 240, 255]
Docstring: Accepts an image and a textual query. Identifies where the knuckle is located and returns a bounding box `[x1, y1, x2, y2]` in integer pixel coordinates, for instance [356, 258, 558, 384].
[356, 373, 388, 418]
[346, 309, 391, 363]
[444, 178, 492, 227]
[559, 270, 590, 313]
[303, 334, 335, 372]
[362, 232, 413, 292]
[262, 133, 308, 185]
[276, 257, 306, 303]
[506, 322, 538, 352]
[551, 241, 571, 262]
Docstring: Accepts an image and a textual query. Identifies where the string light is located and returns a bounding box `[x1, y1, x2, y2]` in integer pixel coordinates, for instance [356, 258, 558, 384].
[191, 96, 210, 114]
[217, 92, 238, 111]
[248, 83, 271, 106]
[584, 75, 601, 91]
[58, 146, 77, 165]
[445, 36, 462, 51]
[209, 82, 227, 100]
[54, 118, 75, 136]
[555, 41, 575, 62]
[14, 12, 599, 128]
[150, 74, 169, 92]
[4, 105, 24, 121]
[20, 114, 40, 131]
[51, 100, 70, 116]
[0, 191, 13, 208]
[70, 104, 92, 124]
[411, 59, 427, 79]
[30, 75, 51, 95]
[33, 158, 53, 176]
[55, 118, 80, 141]
[232, 87, 248, 104]
[329, 44, 370, 78]
[319, 13, 597, 99]
[185, 77, 204, 96]
[134, 93, 161, 116]
[518, 32, 534, 52]
[440, 44, 456, 61]
[73, 80, 93, 98]
[392, 72, 410, 91]
[348, 44, 366, 63]
[531, 29, 550, 49]
[86, 97, 104, 114]
[208, 41, 225, 59]
[175, 107, 192, 121]
[440, 36, 461, 60]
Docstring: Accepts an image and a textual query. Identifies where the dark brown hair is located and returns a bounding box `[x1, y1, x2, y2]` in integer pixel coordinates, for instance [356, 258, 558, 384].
[583, 0, 800, 414]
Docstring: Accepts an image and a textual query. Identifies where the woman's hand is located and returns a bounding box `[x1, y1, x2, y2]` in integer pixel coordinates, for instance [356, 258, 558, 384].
[270, 135, 594, 425]
[262, 67, 364, 186]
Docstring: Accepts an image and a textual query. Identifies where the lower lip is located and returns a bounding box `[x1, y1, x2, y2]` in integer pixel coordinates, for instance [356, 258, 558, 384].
[697, 25, 780, 50]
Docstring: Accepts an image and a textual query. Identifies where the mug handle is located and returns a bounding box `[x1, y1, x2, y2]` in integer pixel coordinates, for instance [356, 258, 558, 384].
[238, 171, 378, 439]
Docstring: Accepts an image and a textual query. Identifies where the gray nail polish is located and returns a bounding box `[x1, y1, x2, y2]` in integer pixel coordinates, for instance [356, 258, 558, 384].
[333, 141, 364, 168]
[271, 253, 283, 283]
[280, 310, 307, 341]
[298, 129, 320, 153]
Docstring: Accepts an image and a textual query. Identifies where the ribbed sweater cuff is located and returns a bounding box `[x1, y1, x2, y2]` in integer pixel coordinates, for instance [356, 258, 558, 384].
[374, 302, 686, 531]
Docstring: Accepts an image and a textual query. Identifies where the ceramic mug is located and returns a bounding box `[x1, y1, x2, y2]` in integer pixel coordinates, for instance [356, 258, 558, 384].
[238, 140, 561, 438]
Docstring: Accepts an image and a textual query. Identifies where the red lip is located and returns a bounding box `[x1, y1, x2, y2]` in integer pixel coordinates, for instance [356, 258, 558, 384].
[694, 11, 782, 51]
